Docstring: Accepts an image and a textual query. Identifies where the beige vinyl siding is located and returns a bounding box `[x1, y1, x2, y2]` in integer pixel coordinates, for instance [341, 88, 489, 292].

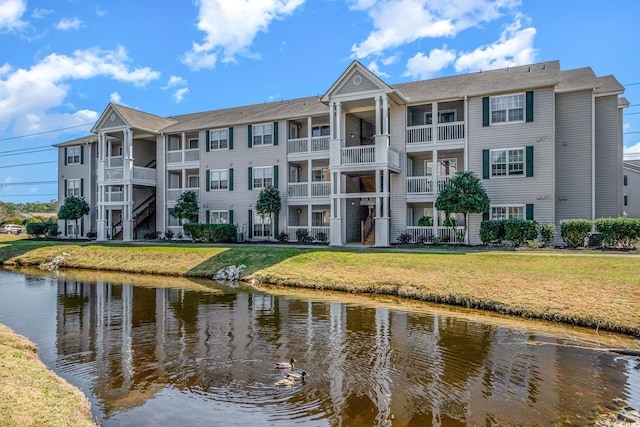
[390, 103, 406, 242]
[199, 120, 287, 237]
[555, 90, 593, 230]
[595, 95, 622, 218]
[467, 87, 556, 244]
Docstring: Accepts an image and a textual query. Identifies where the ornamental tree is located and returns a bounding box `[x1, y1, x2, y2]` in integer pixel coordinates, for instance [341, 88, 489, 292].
[169, 191, 199, 224]
[435, 171, 490, 243]
[255, 185, 281, 239]
[58, 196, 90, 239]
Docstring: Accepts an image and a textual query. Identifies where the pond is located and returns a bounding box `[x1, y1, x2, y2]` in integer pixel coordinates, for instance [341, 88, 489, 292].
[0, 267, 639, 426]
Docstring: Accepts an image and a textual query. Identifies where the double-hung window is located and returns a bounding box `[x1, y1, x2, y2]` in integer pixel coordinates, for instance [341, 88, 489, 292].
[253, 166, 273, 189]
[66, 147, 81, 164]
[490, 94, 524, 124]
[312, 211, 329, 227]
[490, 149, 524, 177]
[209, 169, 229, 190]
[312, 125, 330, 137]
[189, 138, 199, 150]
[209, 129, 228, 150]
[209, 210, 229, 224]
[253, 123, 273, 146]
[491, 205, 524, 220]
[67, 179, 81, 197]
[253, 210, 271, 237]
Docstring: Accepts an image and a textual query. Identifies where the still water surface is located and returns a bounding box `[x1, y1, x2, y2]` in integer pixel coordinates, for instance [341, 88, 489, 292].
[0, 267, 639, 426]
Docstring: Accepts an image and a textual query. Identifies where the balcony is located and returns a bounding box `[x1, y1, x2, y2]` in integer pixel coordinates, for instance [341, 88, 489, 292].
[406, 176, 454, 195]
[287, 226, 330, 242]
[332, 139, 401, 170]
[167, 149, 199, 164]
[287, 182, 331, 199]
[407, 121, 465, 146]
[287, 136, 330, 156]
[404, 226, 465, 244]
[167, 188, 200, 203]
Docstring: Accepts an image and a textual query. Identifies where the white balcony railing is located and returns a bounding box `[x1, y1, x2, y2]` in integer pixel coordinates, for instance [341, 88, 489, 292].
[287, 226, 330, 242]
[167, 149, 200, 164]
[288, 182, 308, 198]
[133, 166, 156, 182]
[184, 149, 199, 162]
[104, 191, 124, 202]
[288, 138, 308, 154]
[311, 136, 330, 152]
[167, 151, 182, 164]
[105, 167, 123, 180]
[437, 122, 465, 141]
[407, 125, 433, 144]
[407, 121, 465, 144]
[405, 226, 465, 244]
[287, 136, 330, 155]
[311, 181, 330, 197]
[342, 146, 375, 165]
[407, 176, 434, 194]
[167, 188, 199, 203]
[438, 176, 453, 192]
[107, 156, 123, 168]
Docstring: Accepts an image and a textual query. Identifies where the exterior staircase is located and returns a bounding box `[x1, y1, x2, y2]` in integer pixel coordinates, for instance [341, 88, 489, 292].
[363, 228, 376, 245]
[111, 194, 156, 240]
[361, 211, 375, 245]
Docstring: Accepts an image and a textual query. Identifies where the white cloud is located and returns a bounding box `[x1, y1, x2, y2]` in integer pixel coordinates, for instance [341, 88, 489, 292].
[404, 47, 456, 79]
[110, 92, 122, 104]
[455, 15, 536, 72]
[0, 63, 12, 76]
[32, 8, 53, 20]
[55, 17, 83, 31]
[625, 142, 640, 154]
[94, 5, 107, 17]
[183, 0, 306, 70]
[165, 75, 187, 88]
[0, 46, 159, 133]
[172, 88, 189, 103]
[351, 0, 518, 59]
[0, 0, 27, 31]
[381, 55, 398, 66]
[367, 60, 390, 78]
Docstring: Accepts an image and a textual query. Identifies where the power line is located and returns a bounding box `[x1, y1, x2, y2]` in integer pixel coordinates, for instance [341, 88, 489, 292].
[0, 181, 57, 186]
[0, 194, 58, 197]
[625, 82, 640, 86]
[624, 131, 640, 134]
[0, 144, 55, 154]
[0, 148, 55, 158]
[0, 161, 57, 169]
[0, 122, 93, 143]
[624, 112, 640, 116]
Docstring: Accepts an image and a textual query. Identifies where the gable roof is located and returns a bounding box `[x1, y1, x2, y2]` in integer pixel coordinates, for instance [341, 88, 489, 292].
[91, 103, 177, 134]
[53, 134, 97, 148]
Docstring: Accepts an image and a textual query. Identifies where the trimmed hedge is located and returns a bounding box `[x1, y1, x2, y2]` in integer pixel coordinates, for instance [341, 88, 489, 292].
[26, 222, 57, 239]
[480, 219, 538, 246]
[479, 220, 506, 245]
[183, 223, 237, 243]
[560, 219, 592, 248]
[594, 217, 640, 249]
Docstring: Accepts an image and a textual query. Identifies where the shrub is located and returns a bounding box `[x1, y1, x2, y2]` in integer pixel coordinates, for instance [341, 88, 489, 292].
[504, 219, 539, 247]
[479, 220, 506, 245]
[442, 216, 457, 227]
[595, 217, 640, 249]
[316, 231, 328, 244]
[277, 232, 289, 243]
[527, 239, 545, 249]
[144, 230, 161, 240]
[86, 230, 97, 240]
[182, 223, 237, 243]
[418, 216, 433, 226]
[26, 222, 49, 239]
[164, 229, 175, 240]
[46, 222, 59, 239]
[560, 219, 592, 248]
[397, 232, 412, 244]
[296, 228, 312, 244]
[540, 223, 556, 247]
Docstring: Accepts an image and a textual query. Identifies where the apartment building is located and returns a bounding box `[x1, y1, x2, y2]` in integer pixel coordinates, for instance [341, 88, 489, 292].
[55, 60, 627, 245]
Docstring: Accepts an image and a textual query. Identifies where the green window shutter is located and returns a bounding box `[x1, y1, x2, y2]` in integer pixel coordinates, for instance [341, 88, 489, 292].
[248, 167, 253, 190]
[206, 170, 210, 191]
[229, 168, 234, 191]
[64, 220, 68, 237]
[64, 180, 68, 198]
[64, 147, 68, 165]
[273, 165, 279, 189]
[483, 212, 489, 222]
[80, 146, 84, 164]
[229, 127, 234, 150]
[81, 217, 84, 235]
[482, 97, 490, 127]
[274, 213, 279, 236]
[206, 210, 210, 224]
[80, 178, 84, 197]
[482, 149, 490, 179]
[248, 210, 253, 238]
[273, 122, 279, 145]
[525, 91, 534, 122]
[624, 175, 628, 186]
[526, 204, 534, 221]
[229, 209, 234, 225]
[526, 146, 534, 177]
[248, 125, 253, 148]
[205, 131, 210, 152]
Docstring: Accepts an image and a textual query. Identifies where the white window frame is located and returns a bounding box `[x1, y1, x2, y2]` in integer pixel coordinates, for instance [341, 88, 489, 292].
[188, 138, 199, 150]
[67, 179, 81, 197]
[312, 125, 330, 137]
[66, 222, 78, 236]
[490, 205, 525, 220]
[209, 129, 228, 150]
[311, 168, 328, 182]
[253, 210, 272, 237]
[490, 148, 525, 177]
[209, 210, 229, 224]
[209, 169, 229, 190]
[187, 174, 199, 189]
[490, 93, 525, 124]
[66, 146, 81, 165]
[312, 210, 330, 227]
[424, 158, 457, 177]
[253, 166, 273, 189]
[253, 123, 273, 146]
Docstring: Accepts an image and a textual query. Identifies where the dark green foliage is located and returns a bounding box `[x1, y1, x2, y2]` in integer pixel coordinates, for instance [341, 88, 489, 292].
[26, 222, 49, 239]
[560, 219, 592, 248]
[504, 219, 539, 247]
[277, 232, 289, 243]
[539, 223, 556, 246]
[144, 230, 161, 239]
[418, 216, 432, 226]
[479, 220, 507, 245]
[594, 217, 640, 249]
[397, 232, 412, 244]
[169, 191, 199, 222]
[86, 230, 97, 240]
[296, 228, 312, 243]
[255, 186, 281, 239]
[58, 196, 90, 238]
[316, 232, 328, 244]
[183, 223, 237, 243]
[164, 229, 175, 240]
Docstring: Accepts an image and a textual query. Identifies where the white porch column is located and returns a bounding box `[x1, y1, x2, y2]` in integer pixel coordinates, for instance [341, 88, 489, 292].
[382, 95, 389, 135]
[97, 132, 107, 241]
[329, 102, 335, 139]
[307, 158, 312, 200]
[330, 171, 342, 246]
[375, 169, 390, 247]
[432, 102, 439, 142]
[336, 102, 342, 141]
[123, 183, 134, 241]
[307, 117, 313, 154]
[181, 132, 186, 162]
[433, 148, 439, 239]
[375, 95, 381, 135]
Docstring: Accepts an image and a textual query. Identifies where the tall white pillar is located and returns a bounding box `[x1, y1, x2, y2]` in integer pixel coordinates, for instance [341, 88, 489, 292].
[382, 95, 389, 135]
[375, 96, 381, 135]
[336, 102, 342, 142]
[329, 102, 335, 139]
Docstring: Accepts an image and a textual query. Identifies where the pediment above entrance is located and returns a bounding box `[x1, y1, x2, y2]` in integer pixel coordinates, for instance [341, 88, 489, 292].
[321, 60, 406, 104]
[92, 104, 127, 133]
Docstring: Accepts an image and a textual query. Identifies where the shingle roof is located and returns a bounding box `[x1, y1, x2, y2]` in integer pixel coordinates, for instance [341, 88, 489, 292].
[595, 75, 625, 94]
[53, 134, 97, 147]
[111, 104, 177, 132]
[619, 97, 630, 108]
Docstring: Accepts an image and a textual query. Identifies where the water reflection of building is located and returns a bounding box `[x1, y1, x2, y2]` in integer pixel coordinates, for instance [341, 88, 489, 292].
[55, 278, 631, 424]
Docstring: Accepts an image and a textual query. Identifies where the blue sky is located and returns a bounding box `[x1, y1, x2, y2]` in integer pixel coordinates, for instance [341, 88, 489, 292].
[1, 0, 639, 203]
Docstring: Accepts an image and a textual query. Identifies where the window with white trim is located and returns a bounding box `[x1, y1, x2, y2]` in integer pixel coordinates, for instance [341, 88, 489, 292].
[167, 209, 180, 227]
[209, 210, 229, 224]
[209, 169, 229, 190]
[490, 148, 524, 177]
[187, 174, 199, 189]
[253, 123, 273, 146]
[491, 205, 524, 220]
[253, 211, 271, 237]
[253, 166, 273, 189]
[490, 94, 524, 124]
[312, 168, 329, 182]
[66, 223, 78, 236]
[67, 179, 81, 197]
[312, 125, 330, 137]
[312, 211, 330, 226]
[66, 147, 81, 164]
[209, 129, 228, 150]
[189, 138, 199, 149]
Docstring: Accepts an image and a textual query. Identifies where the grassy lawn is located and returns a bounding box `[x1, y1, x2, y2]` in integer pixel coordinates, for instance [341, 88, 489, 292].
[1, 236, 639, 336]
[0, 324, 96, 427]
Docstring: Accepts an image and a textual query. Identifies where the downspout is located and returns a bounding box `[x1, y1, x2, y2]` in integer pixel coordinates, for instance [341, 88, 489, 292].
[591, 91, 596, 226]
[464, 95, 469, 244]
